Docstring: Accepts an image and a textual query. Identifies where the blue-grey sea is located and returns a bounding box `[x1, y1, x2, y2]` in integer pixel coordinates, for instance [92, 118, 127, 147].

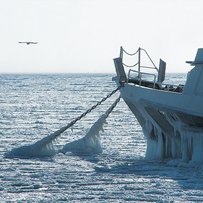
[1, 73, 203, 202]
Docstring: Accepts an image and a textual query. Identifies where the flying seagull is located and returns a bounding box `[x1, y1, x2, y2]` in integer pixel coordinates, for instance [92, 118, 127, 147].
[18, 41, 38, 45]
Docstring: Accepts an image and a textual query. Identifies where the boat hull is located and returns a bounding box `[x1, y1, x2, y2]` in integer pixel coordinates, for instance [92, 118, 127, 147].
[120, 83, 203, 162]
[114, 48, 203, 163]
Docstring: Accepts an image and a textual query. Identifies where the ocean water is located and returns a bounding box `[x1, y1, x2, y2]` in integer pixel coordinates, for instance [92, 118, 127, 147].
[1, 73, 203, 202]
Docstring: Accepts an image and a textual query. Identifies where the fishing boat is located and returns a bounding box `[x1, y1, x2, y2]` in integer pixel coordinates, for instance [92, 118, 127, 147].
[113, 47, 203, 162]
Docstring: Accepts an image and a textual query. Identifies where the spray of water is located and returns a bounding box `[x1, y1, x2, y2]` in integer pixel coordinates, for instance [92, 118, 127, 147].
[5, 96, 120, 158]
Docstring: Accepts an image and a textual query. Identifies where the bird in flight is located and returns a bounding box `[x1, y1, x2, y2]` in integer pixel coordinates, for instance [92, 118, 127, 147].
[18, 41, 38, 45]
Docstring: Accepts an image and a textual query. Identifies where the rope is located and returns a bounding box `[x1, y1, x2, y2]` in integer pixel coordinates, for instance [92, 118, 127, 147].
[122, 47, 139, 56]
[121, 47, 158, 71]
[49, 85, 123, 140]
[121, 47, 139, 67]
[122, 62, 139, 68]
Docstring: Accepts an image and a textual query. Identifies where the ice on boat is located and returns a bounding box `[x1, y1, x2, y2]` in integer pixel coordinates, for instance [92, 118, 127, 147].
[114, 47, 203, 162]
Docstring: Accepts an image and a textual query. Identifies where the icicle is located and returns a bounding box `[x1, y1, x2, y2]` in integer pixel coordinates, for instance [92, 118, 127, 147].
[61, 97, 120, 155]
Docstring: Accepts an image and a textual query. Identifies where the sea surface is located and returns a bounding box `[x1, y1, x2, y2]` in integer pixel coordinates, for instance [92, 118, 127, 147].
[1, 73, 203, 202]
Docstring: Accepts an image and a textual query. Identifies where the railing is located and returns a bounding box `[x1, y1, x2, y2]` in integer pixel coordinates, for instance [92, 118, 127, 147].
[120, 46, 158, 88]
[127, 69, 157, 88]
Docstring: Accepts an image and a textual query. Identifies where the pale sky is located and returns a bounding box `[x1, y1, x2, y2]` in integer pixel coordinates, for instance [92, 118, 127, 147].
[0, 0, 203, 73]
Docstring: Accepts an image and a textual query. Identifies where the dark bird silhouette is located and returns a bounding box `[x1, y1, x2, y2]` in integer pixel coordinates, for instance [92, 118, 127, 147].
[18, 42, 38, 45]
